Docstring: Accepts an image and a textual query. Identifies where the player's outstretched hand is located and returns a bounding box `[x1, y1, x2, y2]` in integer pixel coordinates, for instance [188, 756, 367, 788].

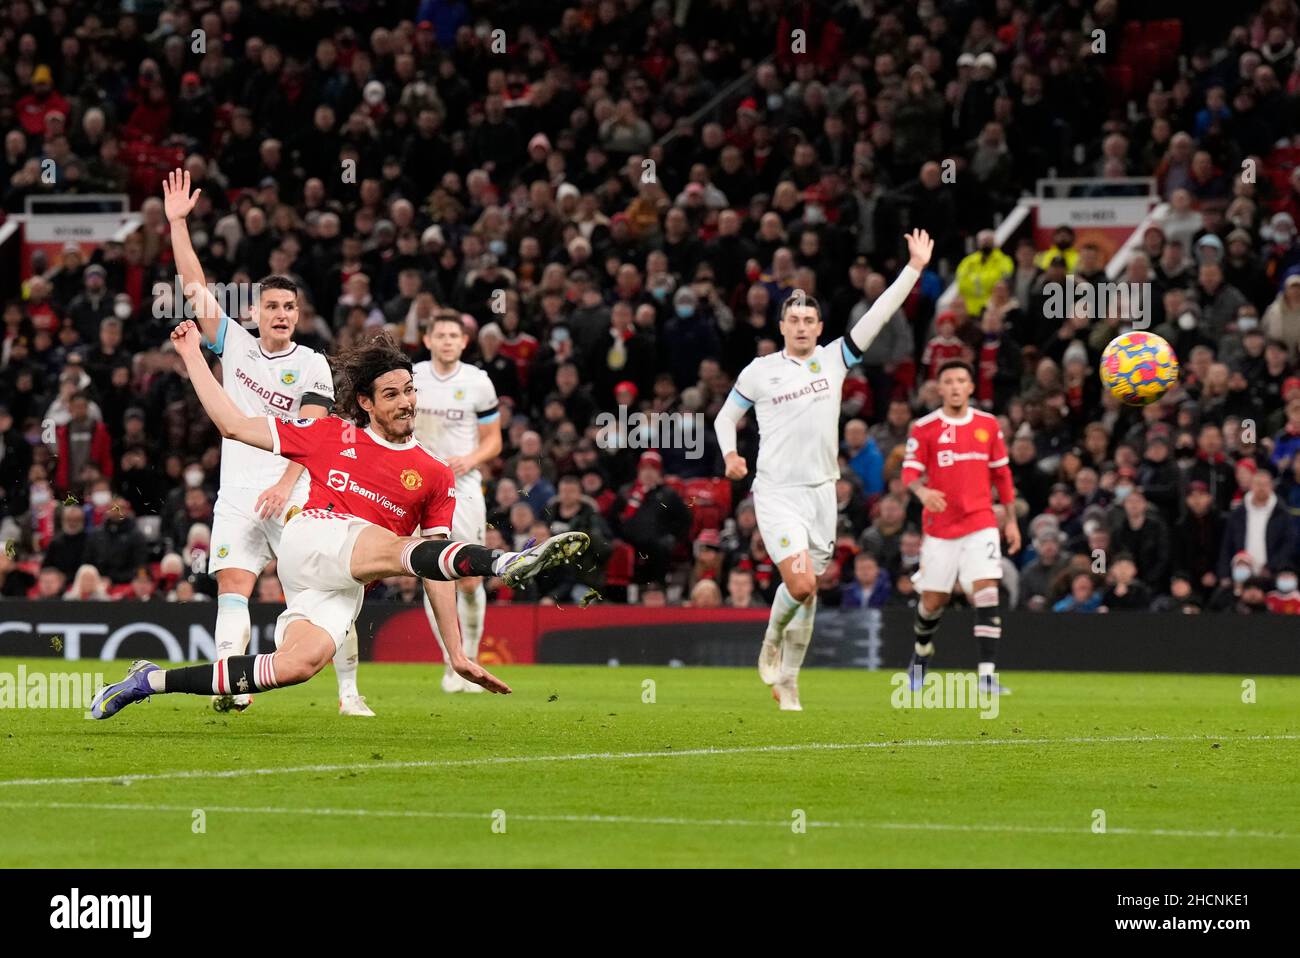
[724, 451, 748, 481]
[905, 229, 934, 271]
[171, 319, 202, 358]
[163, 168, 201, 223]
[455, 659, 512, 695]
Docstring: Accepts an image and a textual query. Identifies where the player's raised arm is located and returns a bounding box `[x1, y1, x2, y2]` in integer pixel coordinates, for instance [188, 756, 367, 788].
[164, 168, 225, 346]
[847, 229, 933, 353]
[170, 320, 274, 451]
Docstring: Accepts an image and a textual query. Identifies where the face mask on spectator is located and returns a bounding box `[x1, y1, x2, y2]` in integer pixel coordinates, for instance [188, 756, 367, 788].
[489, 239, 506, 257]
[1177, 312, 1196, 331]
[803, 205, 825, 225]
[1279, 575, 1299, 592]
[92, 490, 111, 508]
[1232, 566, 1251, 583]
[766, 93, 784, 111]
[114, 301, 132, 319]
[651, 286, 669, 301]
[1114, 484, 1133, 501]
[185, 469, 204, 488]
[30, 487, 51, 506]
[676, 304, 695, 319]
[1238, 316, 1258, 331]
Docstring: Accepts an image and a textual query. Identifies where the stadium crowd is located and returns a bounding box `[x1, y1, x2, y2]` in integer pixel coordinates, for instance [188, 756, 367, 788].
[3, 0, 1300, 615]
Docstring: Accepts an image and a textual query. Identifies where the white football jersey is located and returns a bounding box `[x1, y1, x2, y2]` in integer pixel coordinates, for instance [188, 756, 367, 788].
[411, 360, 500, 484]
[206, 313, 335, 493]
[730, 338, 862, 490]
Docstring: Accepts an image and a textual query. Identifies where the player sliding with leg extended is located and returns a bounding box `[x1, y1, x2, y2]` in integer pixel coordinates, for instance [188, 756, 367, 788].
[412, 313, 501, 693]
[164, 169, 371, 717]
[901, 360, 1020, 695]
[714, 230, 933, 710]
[90, 324, 589, 719]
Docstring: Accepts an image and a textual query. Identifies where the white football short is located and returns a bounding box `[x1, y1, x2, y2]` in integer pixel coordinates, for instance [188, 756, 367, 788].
[451, 475, 486, 545]
[272, 510, 371, 652]
[753, 480, 837, 574]
[208, 485, 308, 576]
[911, 526, 1003, 595]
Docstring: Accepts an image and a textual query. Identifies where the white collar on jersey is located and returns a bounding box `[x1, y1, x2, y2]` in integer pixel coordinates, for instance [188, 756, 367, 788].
[938, 407, 975, 426]
[429, 361, 462, 381]
[259, 340, 298, 360]
[780, 348, 815, 366]
[365, 425, 417, 450]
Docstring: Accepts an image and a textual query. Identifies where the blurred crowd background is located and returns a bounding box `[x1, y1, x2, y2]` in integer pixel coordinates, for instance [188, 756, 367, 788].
[4, 0, 1300, 615]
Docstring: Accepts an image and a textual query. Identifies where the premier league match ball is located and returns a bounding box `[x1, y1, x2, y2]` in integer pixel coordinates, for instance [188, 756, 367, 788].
[1100, 331, 1180, 406]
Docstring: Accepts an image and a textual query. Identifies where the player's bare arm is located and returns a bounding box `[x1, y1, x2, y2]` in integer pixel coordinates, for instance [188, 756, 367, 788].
[422, 573, 511, 693]
[847, 229, 933, 353]
[163, 168, 225, 343]
[171, 320, 275, 452]
[448, 418, 502, 479]
[1003, 513, 1022, 555]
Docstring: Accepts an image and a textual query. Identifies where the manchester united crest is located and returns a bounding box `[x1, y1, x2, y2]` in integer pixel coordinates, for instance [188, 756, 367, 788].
[400, 468, 423, 490]
[974, 427, 989, 443]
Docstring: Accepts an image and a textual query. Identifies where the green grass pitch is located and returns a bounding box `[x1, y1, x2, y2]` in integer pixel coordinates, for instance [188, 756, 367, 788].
[1, 657, 1298, 867]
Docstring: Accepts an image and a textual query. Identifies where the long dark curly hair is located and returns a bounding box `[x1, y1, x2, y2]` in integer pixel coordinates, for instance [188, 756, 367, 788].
[334, 332, 413, 427]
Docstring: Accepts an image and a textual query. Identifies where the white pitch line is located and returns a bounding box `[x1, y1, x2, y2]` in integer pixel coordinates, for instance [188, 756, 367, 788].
[2, 732, 1297, 790]
[0, 800, 1292, 841]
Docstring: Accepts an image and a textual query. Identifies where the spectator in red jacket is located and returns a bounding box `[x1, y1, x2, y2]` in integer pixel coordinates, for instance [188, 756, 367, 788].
[54, 393, 114, 494]
[16, 65, 69, 137]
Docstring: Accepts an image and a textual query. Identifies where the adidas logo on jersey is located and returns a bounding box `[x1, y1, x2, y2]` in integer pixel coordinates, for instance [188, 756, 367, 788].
[340, 447, 357, 459]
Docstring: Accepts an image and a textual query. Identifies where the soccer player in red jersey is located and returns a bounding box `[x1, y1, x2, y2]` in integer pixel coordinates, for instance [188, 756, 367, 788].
[900, 360, 1022, 694]
[91, 322, 589, 719]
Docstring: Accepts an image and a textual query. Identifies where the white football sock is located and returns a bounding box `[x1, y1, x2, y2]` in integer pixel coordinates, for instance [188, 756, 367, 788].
[214, 593, 250, 660]
[334, 624, 360, 698]
[457, 582, 486, 660]
[423, 587, 455, 676]
[765, 584, 803, 644]
[780, 596, 818, 679]
[978, 661, 996, 677]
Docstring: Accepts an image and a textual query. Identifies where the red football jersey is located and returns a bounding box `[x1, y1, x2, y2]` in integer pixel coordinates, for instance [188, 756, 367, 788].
[901, 407, 1015, 539]
[267, 415, 456, 537]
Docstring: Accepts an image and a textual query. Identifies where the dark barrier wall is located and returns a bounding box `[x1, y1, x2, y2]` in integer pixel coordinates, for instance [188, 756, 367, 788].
[1, 602, 1297, 675]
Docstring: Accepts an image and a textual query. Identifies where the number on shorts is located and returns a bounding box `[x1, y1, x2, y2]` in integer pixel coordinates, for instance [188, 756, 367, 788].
[987, 540, 999, 559]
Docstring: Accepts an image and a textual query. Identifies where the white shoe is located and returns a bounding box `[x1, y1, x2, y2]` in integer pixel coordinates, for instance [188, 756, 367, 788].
[212, 693, 253, 713]
[772, 677, 802, 711]
[758, 639, 782, 685]
[338, 693, 375, 716]
[498, 531, 590, 588]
